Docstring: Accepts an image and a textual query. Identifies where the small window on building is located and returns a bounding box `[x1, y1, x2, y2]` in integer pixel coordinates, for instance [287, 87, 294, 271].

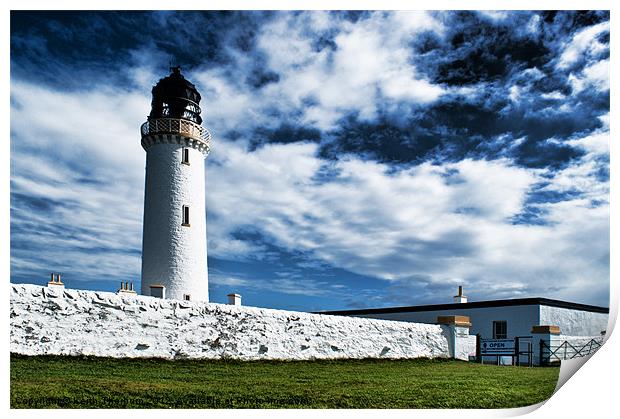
[493, 321, 507, 339]
[183, 294, 191, 301]
[182, 148, 190, 165]
[182, 205, 190, 226]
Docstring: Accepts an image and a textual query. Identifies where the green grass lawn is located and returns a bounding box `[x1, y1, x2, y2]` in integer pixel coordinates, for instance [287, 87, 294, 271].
[10, 354, 559, 409]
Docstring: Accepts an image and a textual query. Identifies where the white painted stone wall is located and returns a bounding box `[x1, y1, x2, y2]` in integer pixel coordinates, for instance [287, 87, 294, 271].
[539, 305, 608, 336]
[450, 326, 477, 361]
[10, 285, 456, 361]
[141, 138, 209, 302]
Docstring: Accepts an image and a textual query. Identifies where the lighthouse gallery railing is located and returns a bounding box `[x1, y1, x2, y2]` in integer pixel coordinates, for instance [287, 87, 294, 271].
[141, 118, 211, 144]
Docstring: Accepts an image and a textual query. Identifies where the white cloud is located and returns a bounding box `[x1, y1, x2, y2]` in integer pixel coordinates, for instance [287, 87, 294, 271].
[205, 135, 608, 304]
[10, 81, 148, 283]
[508, 85, 520, 102]
[208, 271, 345, 298]
[478, 11, 510, 23]
[257, 16, 317, 71]
[567, 130, 609, 157]
[541, 91, 566, 100]
[598, 113, 609, 130]
[209, 275, 250, 287]
[526, 14, 541, 34]
[9, 11, 609, 306]
[11, 73, 607, 304]
[193, 68, 261, 134]
[557, 21, 609, 69]
[545, 130, 609, 207]
[568, 59, 609, 94]
[11, 81, 147, 181]
[249, 11, 446, 129]
[167, 12, 447, 136]
[581, 59, 610, 91]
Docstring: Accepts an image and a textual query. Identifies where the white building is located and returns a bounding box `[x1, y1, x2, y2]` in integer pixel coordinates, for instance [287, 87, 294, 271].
[140, 67, 211, 302]
[320, 288, 608, 364]
[320, 289, 608, 340]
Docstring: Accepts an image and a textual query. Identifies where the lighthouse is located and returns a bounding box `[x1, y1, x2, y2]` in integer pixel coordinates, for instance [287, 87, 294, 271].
[140, 66, 211, 302]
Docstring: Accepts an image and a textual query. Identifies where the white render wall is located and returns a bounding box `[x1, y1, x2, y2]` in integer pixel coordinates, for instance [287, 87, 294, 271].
[10, 285, 456, 361]
[352, 305, 541, 339]
[141, 139, 208, 302]
[341, 304, 608, 340]
[540, 305, 608, 336]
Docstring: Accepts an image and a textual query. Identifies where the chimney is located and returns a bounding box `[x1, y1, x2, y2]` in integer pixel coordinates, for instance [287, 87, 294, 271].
[117, 281, 137, 295]
[47, 273, 65, 288]
[227, 293, 242, 306]
[453, 286, 467, 303]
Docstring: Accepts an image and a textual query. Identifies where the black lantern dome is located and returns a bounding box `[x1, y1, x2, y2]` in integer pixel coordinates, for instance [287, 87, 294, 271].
[149, 66, 202, 124]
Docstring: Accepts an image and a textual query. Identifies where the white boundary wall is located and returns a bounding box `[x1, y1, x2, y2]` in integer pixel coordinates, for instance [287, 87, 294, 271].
[10, 284, 465, 361]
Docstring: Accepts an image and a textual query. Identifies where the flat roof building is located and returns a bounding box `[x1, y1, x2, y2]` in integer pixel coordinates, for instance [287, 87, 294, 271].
[319, 293, 608, 341]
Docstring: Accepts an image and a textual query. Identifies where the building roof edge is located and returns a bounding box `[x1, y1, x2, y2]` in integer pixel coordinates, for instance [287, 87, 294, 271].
[314, 297, 609, 316]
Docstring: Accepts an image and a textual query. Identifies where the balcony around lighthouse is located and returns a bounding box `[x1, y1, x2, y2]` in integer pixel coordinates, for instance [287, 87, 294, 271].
[140, 118, 211, 154]
[141, 118, 211, 143]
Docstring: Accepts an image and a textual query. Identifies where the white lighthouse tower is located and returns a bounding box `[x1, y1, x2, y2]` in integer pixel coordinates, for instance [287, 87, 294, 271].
[140, 67, 211, 302]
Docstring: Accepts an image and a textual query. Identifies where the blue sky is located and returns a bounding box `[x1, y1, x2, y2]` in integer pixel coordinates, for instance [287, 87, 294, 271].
[9, 10, 610, 311]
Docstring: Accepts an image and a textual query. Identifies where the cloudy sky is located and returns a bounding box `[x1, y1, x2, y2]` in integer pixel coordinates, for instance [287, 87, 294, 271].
[9, 10, 610, 311]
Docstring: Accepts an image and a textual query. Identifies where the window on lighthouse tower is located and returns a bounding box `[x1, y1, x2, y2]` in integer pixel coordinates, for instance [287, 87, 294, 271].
[182, 205, 190, 227]
[182, 147, 190, 165]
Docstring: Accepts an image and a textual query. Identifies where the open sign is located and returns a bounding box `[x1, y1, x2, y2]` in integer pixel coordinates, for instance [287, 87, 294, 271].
[481, 339, 515, 354]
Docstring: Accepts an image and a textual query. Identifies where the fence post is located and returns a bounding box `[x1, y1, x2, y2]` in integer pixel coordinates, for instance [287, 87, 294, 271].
[531, 325, 561, 366]
[514, 336, 520, 366]
[539, 339, 545, 366]
[564, 341, 567, 359]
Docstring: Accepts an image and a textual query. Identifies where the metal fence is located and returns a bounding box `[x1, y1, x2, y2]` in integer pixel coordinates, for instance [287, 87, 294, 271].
[540, 338, 604, 364]
[477, 335, 534, 366]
